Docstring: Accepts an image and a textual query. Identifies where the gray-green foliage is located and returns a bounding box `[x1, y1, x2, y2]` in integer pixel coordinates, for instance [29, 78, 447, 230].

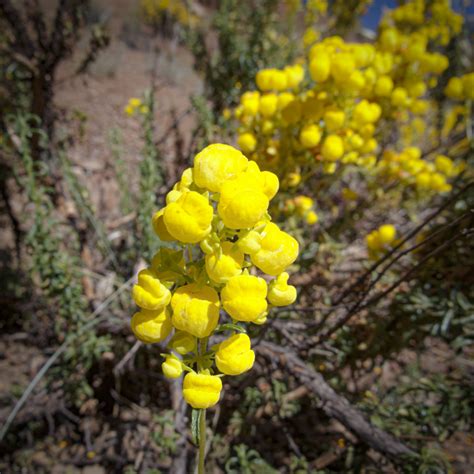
[10, 114, 111, 404]
[136, 90, 165, 261]
[225, 444, 277, 474]
[361, 365, 473, 444]
[58, 147, 118, 268]
[187, 0, 295, 116]
[109, 127, 133, 215]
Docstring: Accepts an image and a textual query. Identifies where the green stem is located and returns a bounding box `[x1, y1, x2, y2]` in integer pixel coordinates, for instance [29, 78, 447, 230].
[198, 409, 207, 474]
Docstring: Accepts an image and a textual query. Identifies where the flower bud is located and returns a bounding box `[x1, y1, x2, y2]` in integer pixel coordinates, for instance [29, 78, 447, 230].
[162, 354, 183, 379]
[268, 272, 297, 306]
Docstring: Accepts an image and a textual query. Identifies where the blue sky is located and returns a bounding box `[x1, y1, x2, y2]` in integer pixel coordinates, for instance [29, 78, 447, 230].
[361, 0, 397, 30]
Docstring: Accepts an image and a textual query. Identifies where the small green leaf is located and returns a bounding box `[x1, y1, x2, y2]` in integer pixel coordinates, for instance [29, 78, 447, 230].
[215, 323, 246, 333]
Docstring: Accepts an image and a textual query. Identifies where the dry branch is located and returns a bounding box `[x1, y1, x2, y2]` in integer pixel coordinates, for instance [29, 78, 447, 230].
[257, 342, 416, 462]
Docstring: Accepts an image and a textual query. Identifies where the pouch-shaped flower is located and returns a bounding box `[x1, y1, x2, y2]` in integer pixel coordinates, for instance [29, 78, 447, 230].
[163, 191, 213, 244]
[132, 269, 172, 310]
[221, 274, 268, 323]
[131, 307, 172, 343]
[215, 333, 255, 375]
[250, 223, 299, 276]
[183, 371, 222, 409]
[171, 284, 220, 338]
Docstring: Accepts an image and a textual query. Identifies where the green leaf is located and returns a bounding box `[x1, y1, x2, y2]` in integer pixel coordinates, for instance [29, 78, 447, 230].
[215, 323, 247, 333]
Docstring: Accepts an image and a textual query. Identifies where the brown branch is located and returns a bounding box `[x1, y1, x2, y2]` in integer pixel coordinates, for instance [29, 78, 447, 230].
[318, 225, 472, 341]
[0, 0, 34, 57]
[257, 342, 416, 462]
[330, 181, 473, 310]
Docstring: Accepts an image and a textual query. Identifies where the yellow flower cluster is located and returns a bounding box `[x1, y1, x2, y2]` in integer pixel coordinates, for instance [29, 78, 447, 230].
[444, 73, 474, 101]
[141, 0, 197, 27]
[366, 224, 397, 259]
[376, 147, 463, 195]
[383, 0, 463, 46]
[124, 97, 149, 117]
[130, 144, 299, 409]
[283, 195, 319, 225]
[228, 0, 463, 206]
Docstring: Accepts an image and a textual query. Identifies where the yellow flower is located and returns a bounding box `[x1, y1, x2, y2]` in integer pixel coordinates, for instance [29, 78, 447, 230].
[331, 53, 355, 83]
[218, 164, 273, 229]
[391, 87, 410, 107]
[171, 284, 220, 338]
[324, 109, 345, 132]
[221, 274, 268, 322]
[260, 93, 278, 117]
[268, 272, 297, 306]
[169, 331, 196, 355]
[378, 224, 396, 246]
[193, 143, 248, 192]
[299, 124, 322, 148]
[183, 371, 222, 409]
[132, 269, 171, 310]
[444, 77, 463, 100]
[309, 51, 331, 82]
[434, 155, 455, 177]
[277, 92, 295, 110]
[241, 91, 260, 116]
[416, 172, 432, 190]
[321, 135, 344, 161]
[256, 69, 275, 91]
[430, 173, 451, 192]
[287, 172, 302, 187]
[163, 191, 213, 243]
[205, 241, 244, 284]
[462, 73, 474, 100]
[215, 333, 255, 375]
[237, 132, 257, 153]
[284, 64, 304, 89]
[294, 196, 313, 213]
[162, 354, 183, 379]
[348, 70, 366, 91]
[152, 208, 175, 242]
[353, 100, 381, 124]
[366, 231, 381, 252]
[306, 210, 319, 225]
[237, 230, 263, 254]
[250, 222, 299, 276]
[374, 76, 394, 96]
[131, 307, 172, 343]
[281, 98, 302, 124]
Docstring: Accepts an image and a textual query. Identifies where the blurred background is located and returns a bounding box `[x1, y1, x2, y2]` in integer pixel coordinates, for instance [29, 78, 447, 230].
[0, 0, 473, 473]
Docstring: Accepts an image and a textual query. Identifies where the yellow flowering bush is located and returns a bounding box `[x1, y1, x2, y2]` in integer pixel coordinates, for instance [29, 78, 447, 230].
[227, 0, 466, 234]
[130, 143, 299, 412]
